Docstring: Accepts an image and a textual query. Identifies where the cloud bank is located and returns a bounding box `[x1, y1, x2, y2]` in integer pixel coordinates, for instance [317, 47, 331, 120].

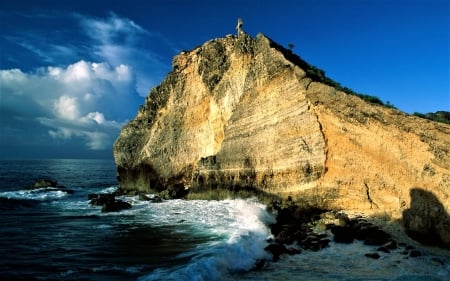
[0, 60, 141, 153]
[0, 12, 168, 158]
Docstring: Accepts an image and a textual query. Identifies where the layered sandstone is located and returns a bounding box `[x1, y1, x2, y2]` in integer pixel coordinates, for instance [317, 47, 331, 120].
[113, 33, 450, 245]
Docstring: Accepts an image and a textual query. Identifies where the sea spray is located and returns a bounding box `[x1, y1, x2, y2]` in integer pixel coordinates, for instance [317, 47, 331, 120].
[0, 187, 68, 201]
[138, 198, 276, 281]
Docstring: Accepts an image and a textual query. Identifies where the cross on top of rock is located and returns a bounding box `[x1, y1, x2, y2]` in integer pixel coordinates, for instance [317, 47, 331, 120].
[236, 18, 244, 36]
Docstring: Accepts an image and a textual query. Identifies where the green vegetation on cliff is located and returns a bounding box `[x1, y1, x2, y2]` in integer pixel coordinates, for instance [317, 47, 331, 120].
[263, 36, 392, 108]
[266, 35, 449, 125]
[413, 111, 450, 125]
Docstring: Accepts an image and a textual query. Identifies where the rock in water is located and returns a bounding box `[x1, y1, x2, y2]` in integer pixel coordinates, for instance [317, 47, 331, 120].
[32, 179, 58, 188]
[101, 200, 132, 213]
[264, 243, 288, 262]
[113, 32, 450, 247]
[89, 193, 132, 212]
[26, 178, 73, 194]
[89, 193, 115, 206]
[331, 226, 355, 244]
[364, 253, 381, 259]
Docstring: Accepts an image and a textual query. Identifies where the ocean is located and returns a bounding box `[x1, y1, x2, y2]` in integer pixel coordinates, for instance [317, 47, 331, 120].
[0, 159, 449, 281]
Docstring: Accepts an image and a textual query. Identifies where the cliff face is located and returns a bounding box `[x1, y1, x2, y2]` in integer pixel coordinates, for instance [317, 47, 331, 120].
[113, 33, 450, 244]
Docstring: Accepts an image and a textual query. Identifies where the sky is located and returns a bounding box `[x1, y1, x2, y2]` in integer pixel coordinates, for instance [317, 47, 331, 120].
[0, 0, 449, 159]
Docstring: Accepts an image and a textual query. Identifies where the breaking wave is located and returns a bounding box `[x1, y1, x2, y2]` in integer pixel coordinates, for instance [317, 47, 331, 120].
[136, 198, 275, 280]
[0, 187, 68, 201]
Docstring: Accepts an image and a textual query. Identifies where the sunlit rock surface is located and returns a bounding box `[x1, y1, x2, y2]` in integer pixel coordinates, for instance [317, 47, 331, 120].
[113, 33, 450, 246]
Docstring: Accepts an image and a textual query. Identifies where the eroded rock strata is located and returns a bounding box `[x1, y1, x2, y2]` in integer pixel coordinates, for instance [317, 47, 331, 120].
[113, 33, 450, 247]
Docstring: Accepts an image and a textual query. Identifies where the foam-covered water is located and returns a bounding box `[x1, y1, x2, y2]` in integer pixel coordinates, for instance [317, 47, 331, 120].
[0, 159, 449, 280]
[135, 198, 275, 281]
[239, 239, 450, 281]
[0, 187, 69, 201]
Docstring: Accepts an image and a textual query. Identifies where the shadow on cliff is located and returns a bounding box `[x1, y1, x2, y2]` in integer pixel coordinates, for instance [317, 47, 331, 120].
[402, 188, 450, 249]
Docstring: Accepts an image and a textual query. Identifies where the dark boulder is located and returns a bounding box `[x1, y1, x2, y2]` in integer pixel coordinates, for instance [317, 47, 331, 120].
[274, 224, 307, 244]
[31, 179, 58, 188]
[160, 183, 189, 199]
[377, 246, 390, 253]
[286, 247, 301, 255]
[88, 193, 132, 212]
[365, 253, 380, 259]
[361, 228, 391, 246]
[409, 250, 422, 258]
[89, 193, 115, 206]
[331, 226, 356, 243]
[101, 200, 132, 212]
[26, 178, 73, 194]
[264, 243, 287, 262]
[300, 234, 330, 251]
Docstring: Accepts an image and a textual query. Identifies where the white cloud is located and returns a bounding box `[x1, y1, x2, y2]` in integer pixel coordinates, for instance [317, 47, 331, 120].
[80, 12, 147, 45]
[83, 131, 109, 150]
[0, 69, 27, 95]
[63, 60, 91, 82]
[54, 96, 79, 120]
[85, 112, 106, 124]
[0, 60, 141, 151]
[48, 127, 74, 139]
[48, 127, 111, 150]
[77, 12, 170, 97]
[0, 12, 176, 156]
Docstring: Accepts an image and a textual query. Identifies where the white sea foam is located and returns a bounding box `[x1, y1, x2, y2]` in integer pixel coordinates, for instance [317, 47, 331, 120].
[0, 187, 68, 201]
[137, 198, 275, 281]
[239, 239, 450, 281]
[99, 186, 118, 194]
[127, 198, 450, 281]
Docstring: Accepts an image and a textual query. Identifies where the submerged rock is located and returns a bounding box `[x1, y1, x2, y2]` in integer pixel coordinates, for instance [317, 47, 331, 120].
[159, 183, 189, 199]
[26, 178, 73, 194]
[89, 193, 132, 212]
[31, 179, 58, 188]
[360, 228, 391, 246]
[365, 253, 381, 259]
[264, 243, 291, 262]
[88, 193, 115, 206]
[409, 250, 422, 258]
[101, 200, 132, 213]
[331, 226, 356, 244]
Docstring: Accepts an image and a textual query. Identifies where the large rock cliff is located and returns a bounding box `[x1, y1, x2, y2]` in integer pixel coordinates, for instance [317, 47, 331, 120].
[113, 33, 450, 245]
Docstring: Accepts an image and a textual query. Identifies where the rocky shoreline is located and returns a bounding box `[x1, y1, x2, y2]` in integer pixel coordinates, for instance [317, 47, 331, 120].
[21, 175, 450, 270]
[264, 204, 431, 263]
[85, 187, 450, 265]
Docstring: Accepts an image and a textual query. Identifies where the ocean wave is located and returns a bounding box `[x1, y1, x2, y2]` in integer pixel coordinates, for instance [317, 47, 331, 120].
[138, 198, 275, 281]
[0, 187, 69, 202]
[98, 186, 118, 194]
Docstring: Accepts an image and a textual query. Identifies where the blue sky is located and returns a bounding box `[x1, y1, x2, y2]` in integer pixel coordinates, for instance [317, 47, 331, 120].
[0, 0, 449, 159]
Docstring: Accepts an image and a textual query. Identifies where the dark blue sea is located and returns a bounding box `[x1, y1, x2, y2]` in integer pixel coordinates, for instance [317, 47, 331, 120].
[0, 159, 449, 281]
